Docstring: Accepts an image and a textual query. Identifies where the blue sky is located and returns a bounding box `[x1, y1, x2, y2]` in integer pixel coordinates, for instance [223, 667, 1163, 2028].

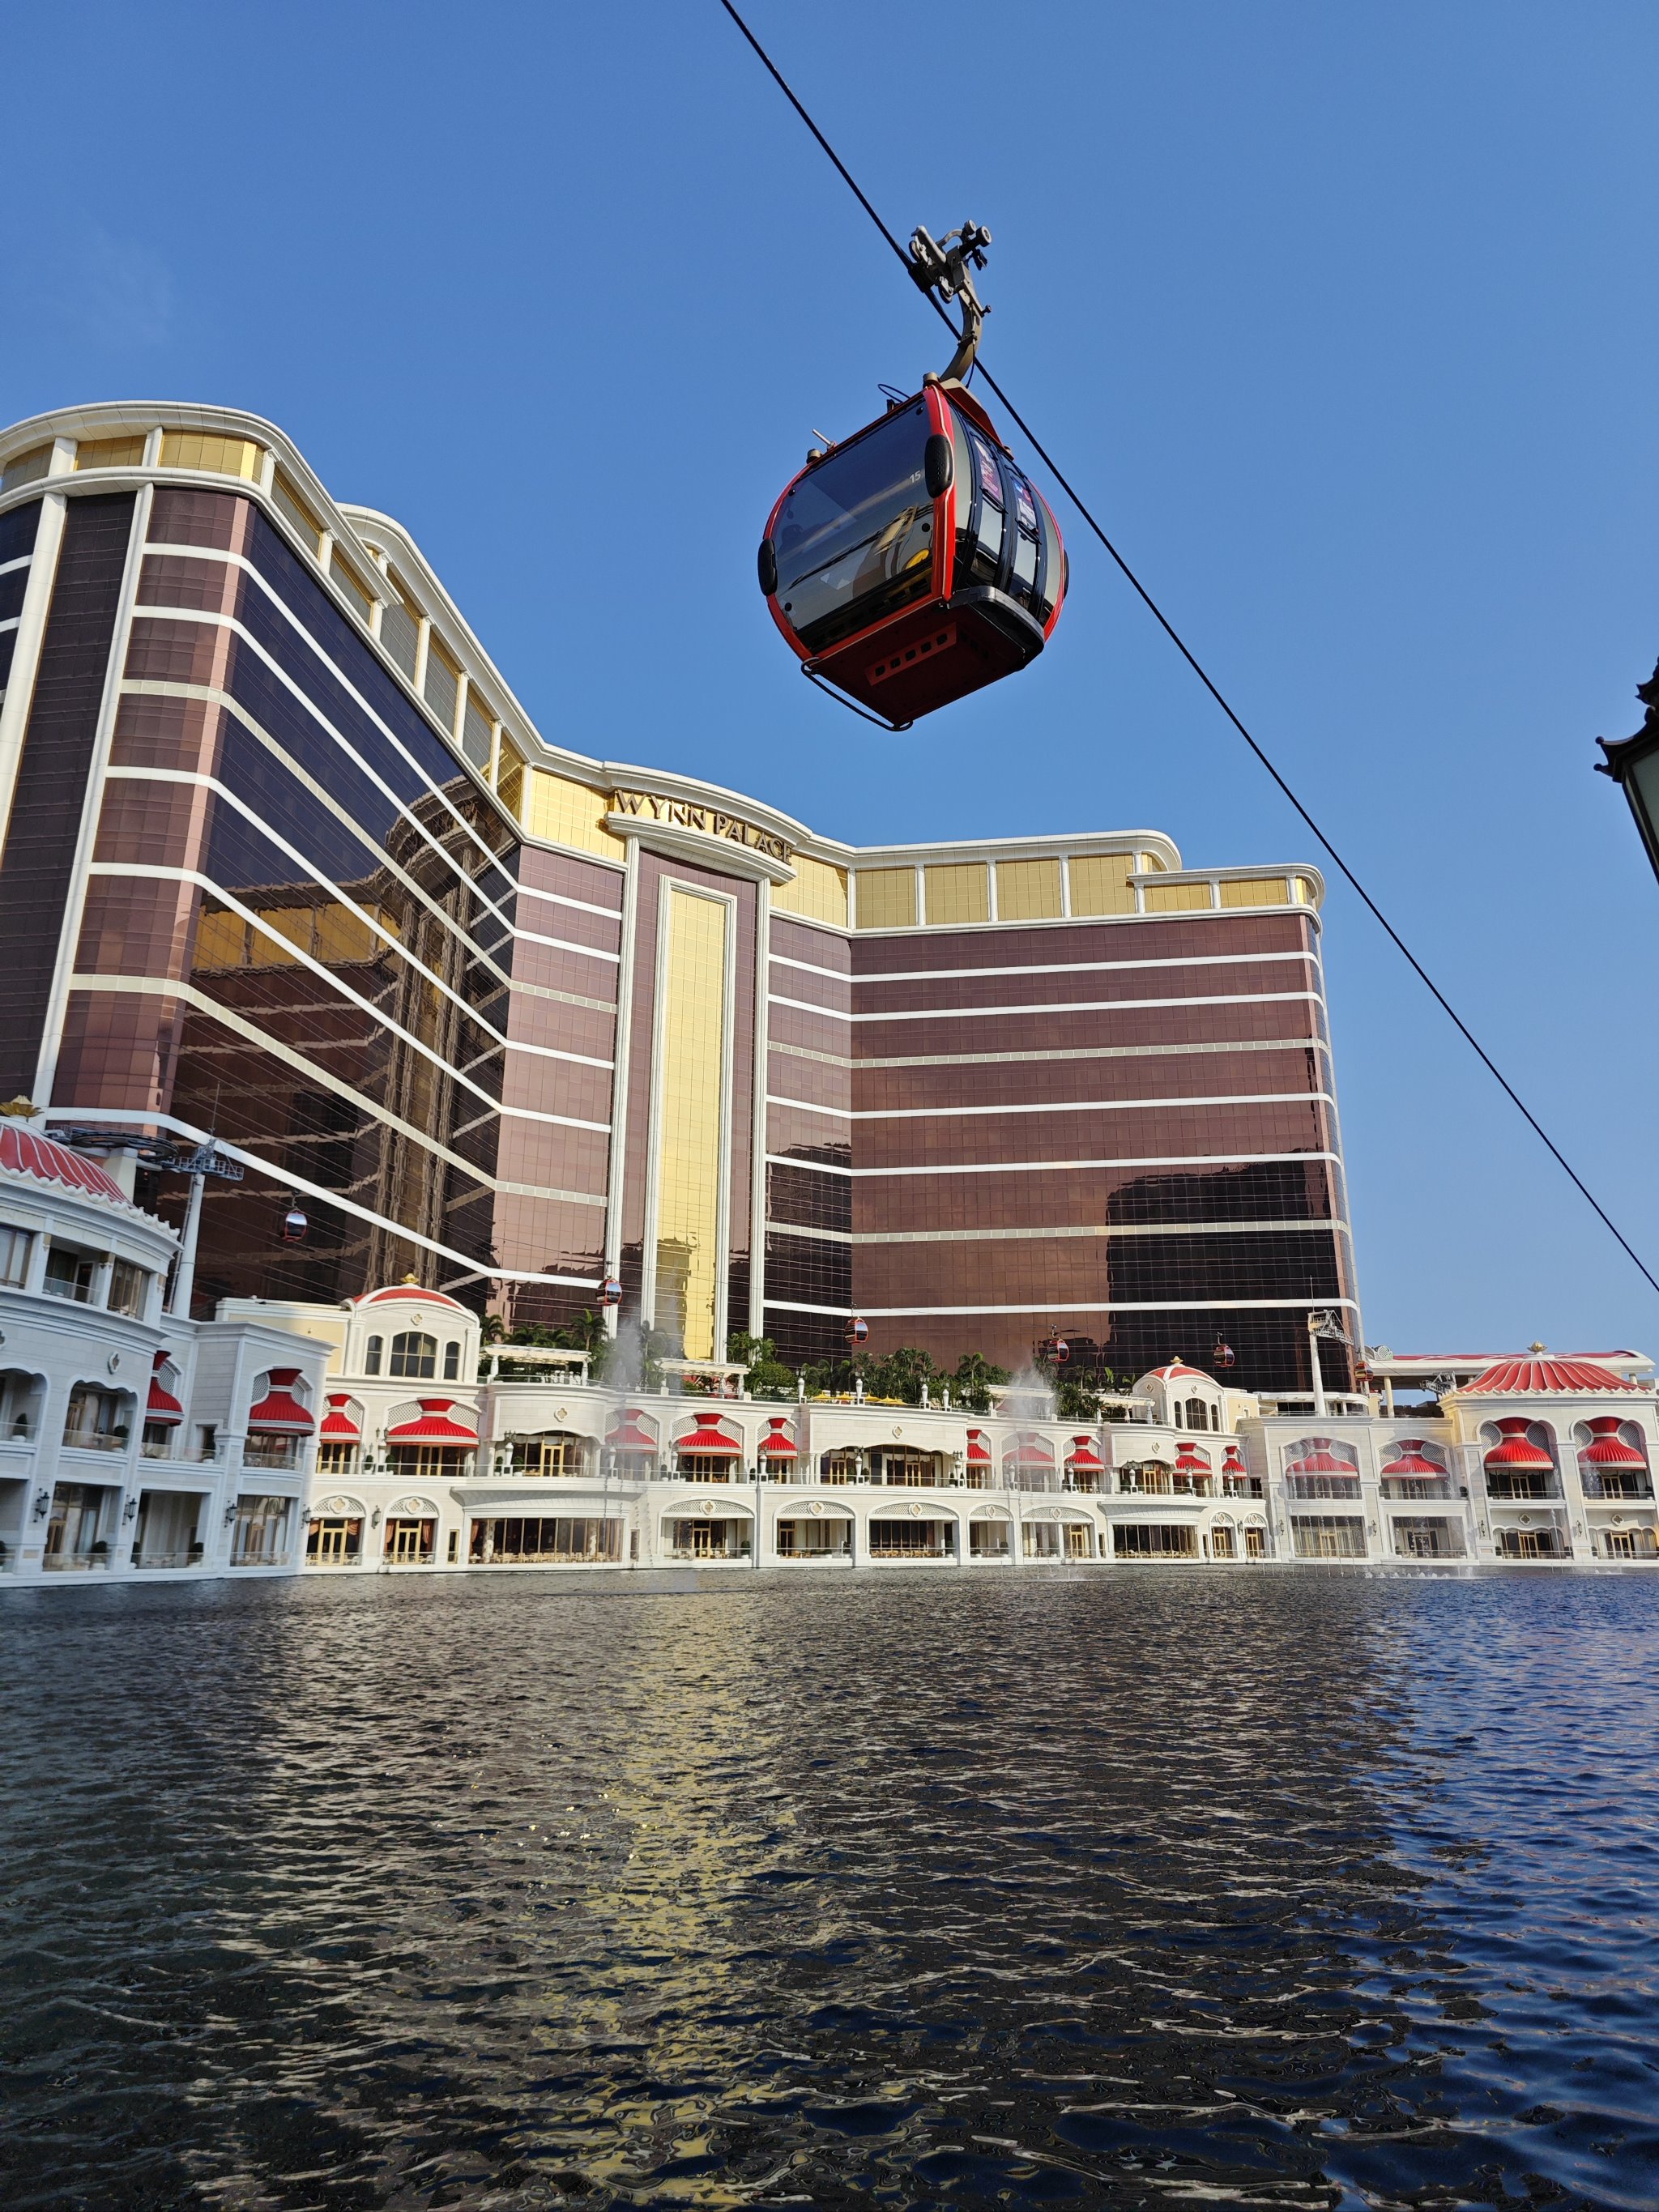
[4, 1, 1657, 1357]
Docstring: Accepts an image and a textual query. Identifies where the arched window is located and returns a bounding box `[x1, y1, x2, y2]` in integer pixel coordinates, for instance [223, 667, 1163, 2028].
[442, 1340, 461, 1381]
[1185, 1397, 1209, 1431]
[390, 1331, 437, 1379]
[365, 1335, 383, 1375]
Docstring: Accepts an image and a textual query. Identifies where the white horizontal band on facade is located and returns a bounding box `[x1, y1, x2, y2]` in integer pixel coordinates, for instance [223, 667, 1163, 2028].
[0, 552, 32, 578]
[42, 1107, 600, 1287]
[770, 990, 1327, 1026]
[766, 1089, 1336, 1123]
[135, 543, 515, 889]
[130, 592, 518, 944]
[766, 1149, 1343, 1180]
[765, 1297, 1361, 1319]
[0, 616, 19, 637]
[85, 866, 612, 1126]
[770, 948, 1318, 988]
[104, 767, 617, 1063]
[69, 973, 612, 1192]
[514, 923, 621, 965]
[122, 678, 522, 1001]
[515, 879, 626, 925]
[766, 1217, 1354, 1247]
[766, 1036, 1333, 1075]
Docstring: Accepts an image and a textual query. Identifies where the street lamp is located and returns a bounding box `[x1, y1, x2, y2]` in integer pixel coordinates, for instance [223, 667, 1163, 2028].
[1596, 659, 1659, 883]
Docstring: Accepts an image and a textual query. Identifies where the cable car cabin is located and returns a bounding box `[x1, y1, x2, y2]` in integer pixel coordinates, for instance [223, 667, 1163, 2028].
[759, 382, 1065, 727]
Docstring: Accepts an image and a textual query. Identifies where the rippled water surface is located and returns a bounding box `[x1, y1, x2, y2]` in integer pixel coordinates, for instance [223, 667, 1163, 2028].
[6, 1569, 1659, 2210]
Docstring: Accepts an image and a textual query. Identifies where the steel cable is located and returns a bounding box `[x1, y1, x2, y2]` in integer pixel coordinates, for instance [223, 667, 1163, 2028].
[715, 0, 1659, 1303]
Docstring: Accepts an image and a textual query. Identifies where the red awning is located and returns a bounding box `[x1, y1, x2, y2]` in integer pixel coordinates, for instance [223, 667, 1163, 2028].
[608, 1409, 657, 1454]
[1580, 1417, 1646, 1468]
[966, 1428, 992, 1464]
[386, 1397, 477, 1443]
[678, 1421, 740, 1457]
[320, 1392, 361, 1441]
[146, 1351, 183, 1427]
[760, 1417, 798, 1459]
[1065, 1436, 1105, 1472]
[1286, 1447, 1356, 1475]
[1381, 1444, 1444, 1476]
[1006, 1441, 1056, 1469]
[1484, 1417, 1553, 1471]
[1222, 1444, 1247, 1473]
[247, 1367, 313, 1435]
[1175, 1444, 1212, 1475]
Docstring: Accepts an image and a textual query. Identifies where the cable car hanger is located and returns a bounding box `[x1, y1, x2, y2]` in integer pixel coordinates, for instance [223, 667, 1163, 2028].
[757, 219, 1068, 732]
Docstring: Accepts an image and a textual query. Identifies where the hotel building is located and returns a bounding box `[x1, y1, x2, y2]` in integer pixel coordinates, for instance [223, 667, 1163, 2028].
[0, 402, 1356, 1396]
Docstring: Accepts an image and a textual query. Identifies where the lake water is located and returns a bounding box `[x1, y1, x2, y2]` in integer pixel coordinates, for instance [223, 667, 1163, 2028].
[4, 1567, 1657, 2210]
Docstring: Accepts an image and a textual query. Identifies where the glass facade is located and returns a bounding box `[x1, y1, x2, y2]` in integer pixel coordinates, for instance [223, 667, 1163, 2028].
[0, 407, 1360, 1391]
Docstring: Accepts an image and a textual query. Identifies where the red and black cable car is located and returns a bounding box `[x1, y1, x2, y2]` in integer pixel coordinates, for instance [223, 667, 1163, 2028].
[757, 224, 1067, 728]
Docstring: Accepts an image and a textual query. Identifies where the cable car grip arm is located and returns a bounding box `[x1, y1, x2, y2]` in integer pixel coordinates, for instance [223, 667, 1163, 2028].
[907, 221, 991, 385]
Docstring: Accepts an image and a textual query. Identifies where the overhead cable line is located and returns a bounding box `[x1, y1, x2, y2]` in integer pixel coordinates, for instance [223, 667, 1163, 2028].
[715, 0, 1659, 1304]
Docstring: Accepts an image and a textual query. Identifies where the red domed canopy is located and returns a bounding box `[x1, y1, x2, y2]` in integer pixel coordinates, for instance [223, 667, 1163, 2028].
[607, 1409, 658, 1455]
[386, 1398, 477, 1443]
[1580, 1417, 1646, 1468]
[146, 1350, 183, 1427]
[1, 1123, 130, 1206]
[1221, 1443, 1247, 1473]
[1286, 1439, 1358, 1475]
[1463, 1354, 1640, 1396]
[677, 1419, 740, 1458]
[966, 1428, 992, 1465]
[1065, 1435, 1104, 1473]
[1004, 1436, 1056, 1469]
[248, 1368, 313, 1435]
[319, 1393, 361, 1440]
[1381, 1441, 1445, 1477]
[1483, 1417, 1553, 1470]
[1174, 1443, 1212, 1476]
[759, 1417, 797, 1459]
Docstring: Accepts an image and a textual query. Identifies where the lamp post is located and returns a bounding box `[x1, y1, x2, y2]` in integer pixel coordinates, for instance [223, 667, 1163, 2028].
[1597, 661, 1659, 884]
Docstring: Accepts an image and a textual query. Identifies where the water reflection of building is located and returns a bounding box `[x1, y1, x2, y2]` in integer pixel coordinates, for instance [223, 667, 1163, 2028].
[1, 403, 1356, 1393]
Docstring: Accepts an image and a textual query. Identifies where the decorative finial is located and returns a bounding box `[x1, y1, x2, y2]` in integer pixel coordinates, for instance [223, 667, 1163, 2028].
[0, 1096, 37, 1118]
[402, 1272, 420, 1286]
[1529, 1340, 1546, 1353]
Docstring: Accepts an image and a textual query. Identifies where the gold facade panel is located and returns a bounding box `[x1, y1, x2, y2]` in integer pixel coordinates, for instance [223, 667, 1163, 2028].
[924, 862, 990, 927]
[1067, 853, 1136, 916]
[526, 770, 625, 859]
[329, 554, 373, 621]
[74, 435, 146, 471]
[655, 888, 728, 1362]
[1, 444, 53, 492]
[995, 857, 1063, 921]
[1137, 850, 1169, 873]
[1145, 880, 1214, 913]
[1218, 875, 1290, 909]
[1291, 874, 1320, 907]
[773, 854, 849, 927]
[160, 431, 262, 480]
[855, 867, 917, 930]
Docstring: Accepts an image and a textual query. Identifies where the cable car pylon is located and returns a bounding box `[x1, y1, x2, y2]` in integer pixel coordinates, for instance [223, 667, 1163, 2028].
[758, 221, 1067, 730]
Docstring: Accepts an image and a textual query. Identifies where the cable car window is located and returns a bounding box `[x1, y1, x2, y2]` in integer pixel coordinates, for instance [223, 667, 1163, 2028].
[774, 408, 935, 654]
[1014, 477, 1039, 535]
[968, 431, 1004, 505]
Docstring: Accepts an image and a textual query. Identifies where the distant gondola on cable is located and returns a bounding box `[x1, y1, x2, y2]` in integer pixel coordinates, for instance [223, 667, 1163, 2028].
[757, 223, 1066, 729]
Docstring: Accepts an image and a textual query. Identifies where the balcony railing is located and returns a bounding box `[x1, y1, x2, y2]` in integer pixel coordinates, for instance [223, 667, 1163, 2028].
[61, 1430, 127, 1453]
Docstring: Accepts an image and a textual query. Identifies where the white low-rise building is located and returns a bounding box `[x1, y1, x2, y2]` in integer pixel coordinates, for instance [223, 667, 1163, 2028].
[5, 1191, 1654, 1582]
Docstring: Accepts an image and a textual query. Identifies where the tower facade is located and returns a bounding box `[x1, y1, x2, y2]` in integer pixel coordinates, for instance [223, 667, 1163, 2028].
[0, 406, 1358, 1395]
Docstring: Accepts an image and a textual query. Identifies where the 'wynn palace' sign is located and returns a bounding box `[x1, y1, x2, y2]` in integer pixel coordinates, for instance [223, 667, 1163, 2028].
[608, 788, 793, 863]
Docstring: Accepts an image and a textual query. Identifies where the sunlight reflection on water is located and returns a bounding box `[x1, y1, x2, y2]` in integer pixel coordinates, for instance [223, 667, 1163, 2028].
[4, 1568, 1657, 2210]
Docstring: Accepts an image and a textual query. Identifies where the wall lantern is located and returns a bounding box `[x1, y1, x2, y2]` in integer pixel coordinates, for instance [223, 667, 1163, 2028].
[32, 1488, 49, 1519]
[1597, 660, 1659, 885]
